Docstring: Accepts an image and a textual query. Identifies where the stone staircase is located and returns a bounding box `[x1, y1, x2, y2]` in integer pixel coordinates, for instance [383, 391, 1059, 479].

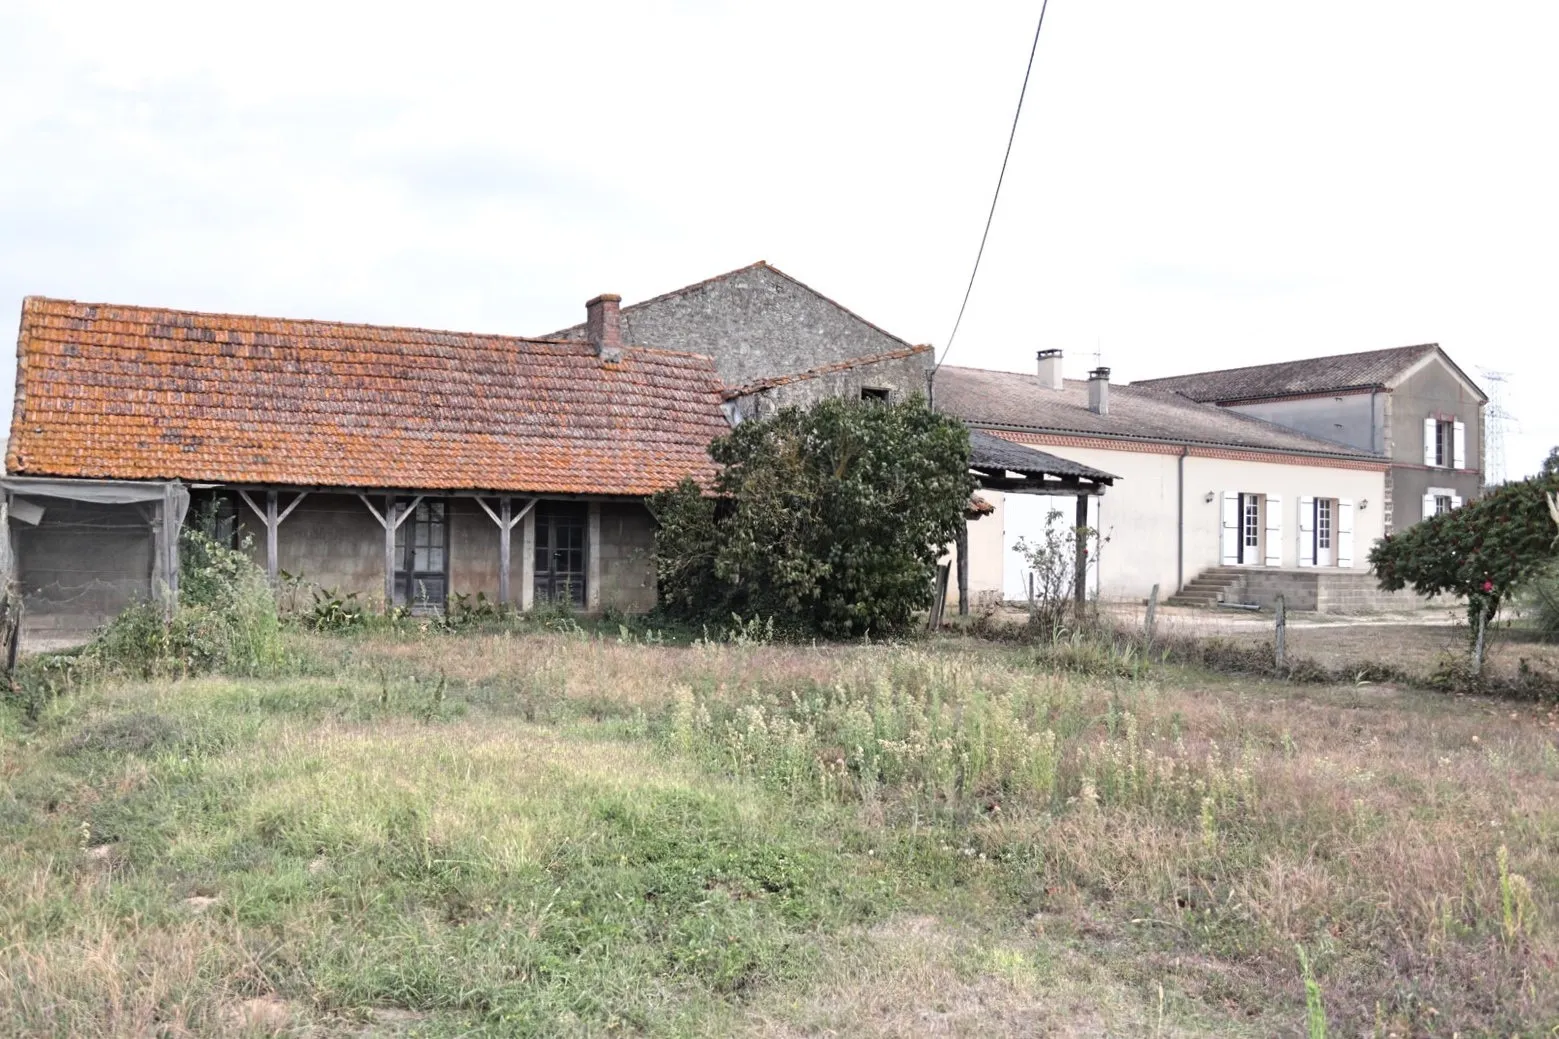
[1165, 566, 1246, 608]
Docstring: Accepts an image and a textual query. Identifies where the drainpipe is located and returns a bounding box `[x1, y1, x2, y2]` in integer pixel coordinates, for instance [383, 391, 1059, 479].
[1177, 447, 1188, 592]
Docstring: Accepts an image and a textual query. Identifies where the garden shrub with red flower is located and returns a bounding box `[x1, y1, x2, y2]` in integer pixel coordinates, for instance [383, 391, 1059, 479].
[1370, 472, 1559, 628]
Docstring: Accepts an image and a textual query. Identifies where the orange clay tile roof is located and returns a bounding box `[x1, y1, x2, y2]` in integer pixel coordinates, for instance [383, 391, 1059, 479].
[7, 296, 729, 495]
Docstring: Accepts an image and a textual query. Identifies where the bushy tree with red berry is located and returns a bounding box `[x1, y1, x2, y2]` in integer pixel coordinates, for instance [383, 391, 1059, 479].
[1370, 472, 1559, 627]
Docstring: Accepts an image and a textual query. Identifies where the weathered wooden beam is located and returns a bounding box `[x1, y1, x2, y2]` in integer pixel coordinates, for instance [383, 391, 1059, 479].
[383, 493, 396, 609]
[498, 496, 511, 606]
[1073, 494, 1089, 616]
[956, 520, 970, 617]
[971, 476, 1104, 496]
[265, 491, 279, 586]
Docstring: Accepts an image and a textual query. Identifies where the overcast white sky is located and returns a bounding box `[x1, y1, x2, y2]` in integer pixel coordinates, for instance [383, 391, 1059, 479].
[2, 1, 1554, 476]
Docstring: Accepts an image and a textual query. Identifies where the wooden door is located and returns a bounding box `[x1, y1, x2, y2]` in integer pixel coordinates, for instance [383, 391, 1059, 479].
[533, 502, 587, 608]
[394, 499, 448, 612]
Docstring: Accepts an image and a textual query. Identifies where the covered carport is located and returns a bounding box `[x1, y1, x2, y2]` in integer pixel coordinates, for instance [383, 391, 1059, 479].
[956, 430, 1117, 613]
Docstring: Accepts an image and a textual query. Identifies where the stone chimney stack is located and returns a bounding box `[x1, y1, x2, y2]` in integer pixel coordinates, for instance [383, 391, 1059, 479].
[1036, 349, 1063, 390]
[584, 294, 624, 363]
[1088, 367, 1110, 416]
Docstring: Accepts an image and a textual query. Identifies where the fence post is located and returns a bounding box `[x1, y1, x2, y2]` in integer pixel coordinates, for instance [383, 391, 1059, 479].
[1145, 583, 1160, 641]
[1274, 594, 1287, 671]
[1472, 602, 1488, 678]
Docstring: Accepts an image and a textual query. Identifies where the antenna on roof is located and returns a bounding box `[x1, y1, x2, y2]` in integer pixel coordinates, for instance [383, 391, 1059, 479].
[1478, 367, 1518, 487]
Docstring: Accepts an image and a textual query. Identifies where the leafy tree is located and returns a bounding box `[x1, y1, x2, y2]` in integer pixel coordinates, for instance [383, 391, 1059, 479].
[1542, 445, 1559, 478]
[649, 395, 976, 637]
[1370, 472, 1559, 625]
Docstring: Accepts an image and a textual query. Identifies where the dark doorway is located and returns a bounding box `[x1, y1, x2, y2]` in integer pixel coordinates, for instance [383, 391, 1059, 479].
[534, 501, 587, 608]
[394, 499, 448, 612]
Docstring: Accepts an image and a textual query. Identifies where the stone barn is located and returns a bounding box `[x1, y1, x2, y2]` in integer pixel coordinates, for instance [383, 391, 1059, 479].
[4, 293, 729, 641]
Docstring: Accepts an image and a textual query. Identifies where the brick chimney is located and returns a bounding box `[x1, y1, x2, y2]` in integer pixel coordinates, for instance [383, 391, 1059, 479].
[1036, 349, 1063, 390]
[584, 294, 623, 363]
[1088, 367, 1110, 415]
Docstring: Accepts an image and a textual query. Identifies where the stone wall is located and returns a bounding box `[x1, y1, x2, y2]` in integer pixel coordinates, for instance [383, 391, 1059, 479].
[554, 263, 929, 392]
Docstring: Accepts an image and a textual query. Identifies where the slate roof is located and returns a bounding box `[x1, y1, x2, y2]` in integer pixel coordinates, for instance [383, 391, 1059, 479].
[7, 297, 729, 495]
[967, 429, 1115, 482]
[1130, 344, 1481, 402]
[935, 367, 1383, 461]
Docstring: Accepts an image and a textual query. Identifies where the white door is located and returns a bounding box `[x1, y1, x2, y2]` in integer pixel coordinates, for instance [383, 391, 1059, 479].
[1314, 498, 1335, 567]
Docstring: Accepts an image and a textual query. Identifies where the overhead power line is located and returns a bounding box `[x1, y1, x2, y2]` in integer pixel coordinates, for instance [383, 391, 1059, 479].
[932, 1, 1051, 377]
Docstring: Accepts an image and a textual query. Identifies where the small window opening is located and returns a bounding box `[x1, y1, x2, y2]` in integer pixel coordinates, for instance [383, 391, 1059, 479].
[860, 387, 891, 403]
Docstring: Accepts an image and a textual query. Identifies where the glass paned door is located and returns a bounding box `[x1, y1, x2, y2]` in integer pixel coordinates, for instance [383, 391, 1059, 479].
[1239, 493, 1262, 564]
[534, 502, 587, 608]
[1315, 498, 1334, 567]
[394, 499, 448, 612]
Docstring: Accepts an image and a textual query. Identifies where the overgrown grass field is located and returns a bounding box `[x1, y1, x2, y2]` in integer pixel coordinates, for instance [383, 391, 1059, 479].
[2, 627, 1556, 1036]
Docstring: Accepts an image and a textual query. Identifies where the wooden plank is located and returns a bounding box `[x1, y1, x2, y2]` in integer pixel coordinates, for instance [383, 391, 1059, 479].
[956, 521, 970, 617]
[498, 496, 512, 606]
[357, 493, 387, 528]
[265, 490, 279, 586]
[383, 494, 396, 610]
[237, 489, 267, 525]
[1073, 494, 1089, 615]
[276, 491, 309, 525]
[1274, 594, 1287, 670]
[1145, 583, 1159, 641]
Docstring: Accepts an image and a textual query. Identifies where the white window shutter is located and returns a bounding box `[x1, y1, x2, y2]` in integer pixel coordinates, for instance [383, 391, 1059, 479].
[1452, 421, 1466, 469]
[1422, 493, 1437, 521]
[1298, 496, 1315, 567]
[1423, 417, 1437, 467]
[1337, 499, 1355, 567]
[1451, 494, 1463, 509]
[1220, 492, 1239, 565]
[1264, 495, 1283, 566]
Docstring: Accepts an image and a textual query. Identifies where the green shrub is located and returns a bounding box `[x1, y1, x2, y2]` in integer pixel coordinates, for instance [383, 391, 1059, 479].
[649, 395, 975, 638]
[89, 522, 285, 677]
[1521, 560, 1559, 642]
[1371, 472, 1559, 626]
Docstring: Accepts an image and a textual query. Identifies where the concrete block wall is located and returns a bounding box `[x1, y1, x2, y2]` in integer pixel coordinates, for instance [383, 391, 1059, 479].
[236, 491, 658, 614]
[1224, 568, 1430, 614]
[594, 501, 657, 614]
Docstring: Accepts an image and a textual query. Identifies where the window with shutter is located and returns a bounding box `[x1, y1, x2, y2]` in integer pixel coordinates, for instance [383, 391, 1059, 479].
[1337, 499, 1355, 568]
[1297, 496, 1315, 567]
[1264, 495, 1282, 566]
[1220, 492, 1239, 565]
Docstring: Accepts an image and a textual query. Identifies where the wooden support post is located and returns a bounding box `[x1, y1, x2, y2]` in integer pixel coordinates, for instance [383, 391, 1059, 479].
[1073, 494, 1089, 617]
[928, 563, 950, 631]
[1274, 594, 1287, 671]
[498, 496, 512, 606]
[265, 490, 279, 586]
[383, 494, 396, 609]
[956, 521, 970, 617]
[1145, 583, 1160, 641]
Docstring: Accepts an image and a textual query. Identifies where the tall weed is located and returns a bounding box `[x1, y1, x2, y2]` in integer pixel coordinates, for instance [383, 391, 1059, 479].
[90, 524, 285, 677]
